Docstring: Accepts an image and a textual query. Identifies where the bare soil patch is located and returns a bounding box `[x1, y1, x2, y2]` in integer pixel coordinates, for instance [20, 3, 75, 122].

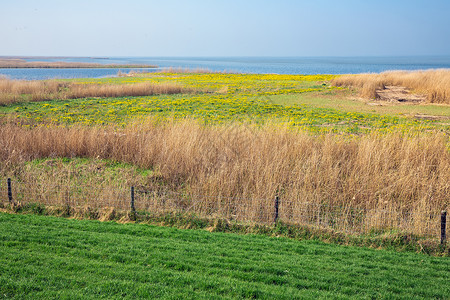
[376, 86, 426, 103]
[413, 114, 450, 121]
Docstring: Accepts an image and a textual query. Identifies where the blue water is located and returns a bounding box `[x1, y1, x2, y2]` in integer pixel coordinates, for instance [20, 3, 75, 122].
[0, 67, 158, 80]
[1, 56, 450, 80]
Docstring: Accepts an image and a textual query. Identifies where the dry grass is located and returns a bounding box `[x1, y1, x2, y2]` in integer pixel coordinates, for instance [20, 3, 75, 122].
[332, 69, 450, 104]
[0, 58, 156, 68]
[0, 78, 197, 105]
[1, 120, 449, 235]
[67, 82, 193, 98]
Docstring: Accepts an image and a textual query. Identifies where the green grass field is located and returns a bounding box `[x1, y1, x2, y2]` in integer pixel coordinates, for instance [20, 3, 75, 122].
[0, 212, 449, 299]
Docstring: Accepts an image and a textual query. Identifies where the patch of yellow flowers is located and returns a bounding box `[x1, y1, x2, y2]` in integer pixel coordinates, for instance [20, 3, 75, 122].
[13, 73, 447, 135]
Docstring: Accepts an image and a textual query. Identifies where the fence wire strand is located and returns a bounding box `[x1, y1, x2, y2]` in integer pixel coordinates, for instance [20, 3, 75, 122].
[2, 178, 447, 239]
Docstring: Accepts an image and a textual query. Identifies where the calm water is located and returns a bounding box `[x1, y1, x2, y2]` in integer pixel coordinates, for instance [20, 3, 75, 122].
[1, 56, 450, 80]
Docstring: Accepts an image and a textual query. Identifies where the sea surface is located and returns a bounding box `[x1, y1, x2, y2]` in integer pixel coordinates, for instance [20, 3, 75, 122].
[1, 56, 450, 80]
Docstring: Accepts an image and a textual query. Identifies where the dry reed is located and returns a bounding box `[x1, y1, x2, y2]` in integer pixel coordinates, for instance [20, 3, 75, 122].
[332, 69, 450, 104]
[1, 120, 448, 235]
[0, 78, 197, 105]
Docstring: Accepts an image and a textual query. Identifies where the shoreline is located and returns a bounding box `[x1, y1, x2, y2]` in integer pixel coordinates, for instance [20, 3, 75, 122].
[0, 58, 157, 69]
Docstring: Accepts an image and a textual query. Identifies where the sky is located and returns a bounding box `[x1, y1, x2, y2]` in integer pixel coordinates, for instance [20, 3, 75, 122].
[1, 0, 449, 57]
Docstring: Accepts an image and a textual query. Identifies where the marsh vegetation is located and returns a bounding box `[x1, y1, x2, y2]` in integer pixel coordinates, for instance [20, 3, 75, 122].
[1, 70, 449, 251]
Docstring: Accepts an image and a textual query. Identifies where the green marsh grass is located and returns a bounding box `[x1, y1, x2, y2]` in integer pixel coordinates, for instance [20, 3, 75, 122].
[0, 72, 449, 254]
[1, 72, 448, 133]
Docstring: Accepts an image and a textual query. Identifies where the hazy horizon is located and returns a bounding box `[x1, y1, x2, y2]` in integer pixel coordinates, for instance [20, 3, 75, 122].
[3, 55, 450, 58]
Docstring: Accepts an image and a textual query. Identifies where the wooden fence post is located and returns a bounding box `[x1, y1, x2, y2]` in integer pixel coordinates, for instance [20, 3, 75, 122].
[7, 178, 12, 203]
[274, 196, 279, 223]
[130, 186, 136, 220]
[441, 211, 447, 245]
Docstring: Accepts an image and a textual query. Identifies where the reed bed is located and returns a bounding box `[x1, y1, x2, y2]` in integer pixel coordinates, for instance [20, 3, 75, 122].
[332, 69, 450, 104]
[0, 78, 197, 105]
[1, 120, 449, 236]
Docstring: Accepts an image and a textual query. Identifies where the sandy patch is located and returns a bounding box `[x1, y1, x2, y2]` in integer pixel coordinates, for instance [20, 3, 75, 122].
[413, 114, 450, 121]
[375, 86, 426, 103]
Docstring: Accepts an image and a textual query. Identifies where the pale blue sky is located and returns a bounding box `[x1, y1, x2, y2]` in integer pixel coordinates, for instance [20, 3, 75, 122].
[1, 0, 449, 57]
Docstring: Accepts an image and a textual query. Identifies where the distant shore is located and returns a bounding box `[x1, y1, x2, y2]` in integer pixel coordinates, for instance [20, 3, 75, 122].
[0, 58, 157, 69]
[2, 56, 449, 75]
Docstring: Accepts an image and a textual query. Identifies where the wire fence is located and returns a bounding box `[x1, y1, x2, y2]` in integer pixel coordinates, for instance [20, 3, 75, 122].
[2, 177, 447, 243]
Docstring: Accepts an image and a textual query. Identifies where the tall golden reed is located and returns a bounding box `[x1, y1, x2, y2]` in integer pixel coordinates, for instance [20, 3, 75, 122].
[1, 120, 448, 235]
[0, 78, 197, 105]
[332, 69, 450, 104]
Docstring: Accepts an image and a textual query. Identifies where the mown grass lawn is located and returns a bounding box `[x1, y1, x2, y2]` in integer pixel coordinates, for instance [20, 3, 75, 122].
[0, 213, 448, 299]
